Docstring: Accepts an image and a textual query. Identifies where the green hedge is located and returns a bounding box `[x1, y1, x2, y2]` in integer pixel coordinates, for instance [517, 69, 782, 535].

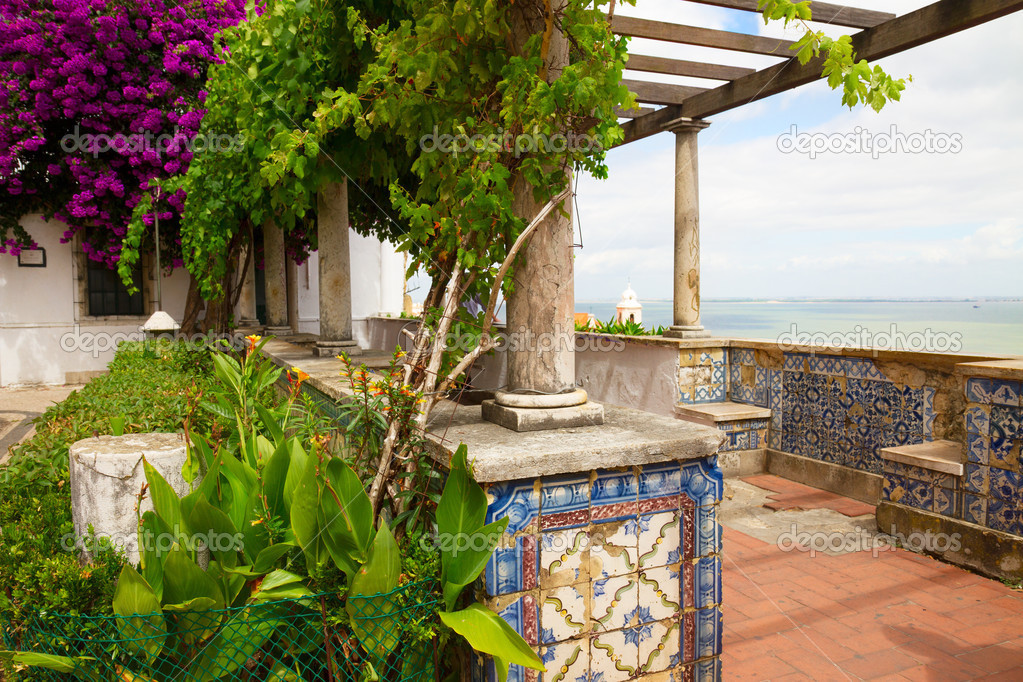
[0, 341, 215, 632]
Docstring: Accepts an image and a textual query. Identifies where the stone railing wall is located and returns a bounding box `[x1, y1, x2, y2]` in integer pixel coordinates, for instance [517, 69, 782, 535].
[357, 319, 1023, 543]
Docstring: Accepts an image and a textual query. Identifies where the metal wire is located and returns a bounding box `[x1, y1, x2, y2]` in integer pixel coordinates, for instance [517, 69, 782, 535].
[3, 581, 441, 681]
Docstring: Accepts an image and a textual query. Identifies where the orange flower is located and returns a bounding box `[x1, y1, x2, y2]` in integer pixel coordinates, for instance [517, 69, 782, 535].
[290, 366, 310, 386]
[245, 334, 262, 354]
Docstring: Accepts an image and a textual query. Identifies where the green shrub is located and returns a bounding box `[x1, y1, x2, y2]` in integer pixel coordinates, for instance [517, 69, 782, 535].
[0, 340, 215, 633]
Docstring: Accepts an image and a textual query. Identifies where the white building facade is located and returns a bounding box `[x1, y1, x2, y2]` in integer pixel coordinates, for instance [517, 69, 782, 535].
[0, 215, 405, 387]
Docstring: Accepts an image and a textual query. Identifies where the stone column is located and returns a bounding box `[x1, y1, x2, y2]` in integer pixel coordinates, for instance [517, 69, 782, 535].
[236, 246, 260, 330]
[663, 117, 712, 339]
[504, 181, 576, 395]
[263, 220, 292, 336]
[481, 0, 602, 431]
[314, 180, 359, 357]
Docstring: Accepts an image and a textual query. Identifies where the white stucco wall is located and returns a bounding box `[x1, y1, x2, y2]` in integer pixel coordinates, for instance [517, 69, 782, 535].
[304, 232, 406, 347]
[0, 215, 191, 387]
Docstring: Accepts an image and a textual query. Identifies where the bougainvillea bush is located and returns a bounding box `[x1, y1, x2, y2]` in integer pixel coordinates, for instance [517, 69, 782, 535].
[0, 0, 245, 265]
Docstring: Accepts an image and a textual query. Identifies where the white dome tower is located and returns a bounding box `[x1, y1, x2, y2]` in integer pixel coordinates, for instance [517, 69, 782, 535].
[615, 281, 642, 325]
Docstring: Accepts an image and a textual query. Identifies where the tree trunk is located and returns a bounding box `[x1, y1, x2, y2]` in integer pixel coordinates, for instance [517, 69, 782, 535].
[180, 273, 205, 337]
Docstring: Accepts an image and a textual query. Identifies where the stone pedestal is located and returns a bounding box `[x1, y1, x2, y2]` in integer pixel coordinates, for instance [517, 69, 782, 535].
[428, 402, 725, 681]
[69, 433, 190, 564]
[663, 118, 711, 340]
[316, 180, 360, 357]
[263, 219, 291, 335]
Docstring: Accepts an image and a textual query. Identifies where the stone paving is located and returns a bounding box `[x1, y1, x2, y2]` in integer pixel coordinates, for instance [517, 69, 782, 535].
[721, 476, 1023, 680]
[0, 384, 80, 463]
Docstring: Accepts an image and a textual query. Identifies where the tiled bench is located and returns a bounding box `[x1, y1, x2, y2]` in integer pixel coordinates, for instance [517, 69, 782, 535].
[880, 440, 963, 519]
[675, 402, 771, 477]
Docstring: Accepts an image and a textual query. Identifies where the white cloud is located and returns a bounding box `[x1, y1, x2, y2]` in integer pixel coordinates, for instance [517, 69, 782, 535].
[576, 7, 1023, 301]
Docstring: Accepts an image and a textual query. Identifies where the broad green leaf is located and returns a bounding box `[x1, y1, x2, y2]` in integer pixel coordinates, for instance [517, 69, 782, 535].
[112, 565, 166, 662]
[143, 459, 183, 533]
[290, 456, 322, 568]
[437, 446, 487, 538]
[219, 452, 258, 532]
[162, 597, 217, 612]
[254, 403, 285, 445]
[138, 511, 169, 600]
[439, 604, 544, 673]
[187, 604, 286, 682]
[346, 522, 401, 660]
[0, 652, 91, 674]
[441, 517, 508, 610]
[437, 444, 490, 608]
[263, 437, 300, 521]
[162, 544, 224, 608]
[186, 497, 241, 568]
[282, 438, 310, 514]
[256, 569, 304, 592]
[320, 458, 373, 577]
[253, 542, 295, 573]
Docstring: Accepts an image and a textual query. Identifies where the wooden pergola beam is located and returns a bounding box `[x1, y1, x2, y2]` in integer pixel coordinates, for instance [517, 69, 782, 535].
[611, 15, 795, 57]
[615, 105, 657, 119]
[684, 0, 895, 29]
[621, 0, 1023, 145]
[626, 54, 755, 81]
[623, 80, 709, 105]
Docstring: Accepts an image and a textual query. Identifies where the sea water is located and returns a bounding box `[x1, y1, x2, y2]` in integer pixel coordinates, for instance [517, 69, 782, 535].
[575, 299, 1023, 357]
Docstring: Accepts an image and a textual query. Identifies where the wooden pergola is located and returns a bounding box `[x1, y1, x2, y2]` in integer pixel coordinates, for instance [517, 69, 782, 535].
[610, 0, 1023, 339]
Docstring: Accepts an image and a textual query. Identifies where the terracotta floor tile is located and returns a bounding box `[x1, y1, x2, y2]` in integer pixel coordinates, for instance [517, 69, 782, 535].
[721, 493, 1023, 681]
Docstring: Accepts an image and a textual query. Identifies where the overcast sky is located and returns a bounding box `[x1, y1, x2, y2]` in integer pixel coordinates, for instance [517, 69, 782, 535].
[575, 1, 1023, 301]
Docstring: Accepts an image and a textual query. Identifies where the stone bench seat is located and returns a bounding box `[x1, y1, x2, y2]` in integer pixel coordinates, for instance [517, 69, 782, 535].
[880, 440, 964, 477]
[673, 401, 771, 427]
[675, 402, 772, 477]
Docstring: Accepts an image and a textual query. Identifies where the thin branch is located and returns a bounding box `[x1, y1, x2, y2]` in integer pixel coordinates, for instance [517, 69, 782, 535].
[435, 186, 571, 396]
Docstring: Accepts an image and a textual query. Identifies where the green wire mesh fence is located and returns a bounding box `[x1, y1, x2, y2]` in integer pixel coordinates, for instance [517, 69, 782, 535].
[2, 580, 441, 681]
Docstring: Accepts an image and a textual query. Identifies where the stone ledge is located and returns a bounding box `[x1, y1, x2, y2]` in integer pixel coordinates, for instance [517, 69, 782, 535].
[954, 359, 1023, 381]
[766, 449, 882, 504]
[261, 338, 393, 402]
[426, 400, 724, 482]
[877, 501, 1023, 581]
[880, 440, 963, 476]
[674, 401, 771, 425]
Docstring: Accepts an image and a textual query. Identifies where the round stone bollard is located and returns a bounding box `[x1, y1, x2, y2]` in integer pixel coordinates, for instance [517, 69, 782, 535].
[69, 433, 190, 564]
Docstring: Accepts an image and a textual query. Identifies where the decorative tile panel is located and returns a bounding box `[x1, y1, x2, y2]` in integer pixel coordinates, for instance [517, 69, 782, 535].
[677, 346, 729, 405]
[541, 475, 590, 530]
[489, 534, 539, 595]
[481, 456, 724, 682]
[591, 629, 638, 682]
[637, 511, 680, 569]
[539, 639, 587, 682]
[948, 376, 1023, 537]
